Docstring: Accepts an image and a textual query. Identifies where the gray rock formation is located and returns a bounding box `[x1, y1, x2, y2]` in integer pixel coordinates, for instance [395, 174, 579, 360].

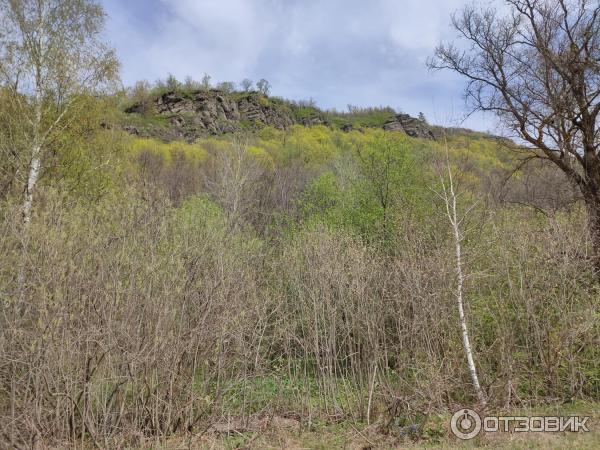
[383, 114, 436, 140]
[300, 116, 328, 127]
[124, 90, 436, 141]
[125, 90, 296, 141]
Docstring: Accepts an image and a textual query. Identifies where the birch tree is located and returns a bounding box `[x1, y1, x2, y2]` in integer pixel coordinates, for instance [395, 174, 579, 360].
[435, 142, 487, 407]
[0, 0, 118, 225]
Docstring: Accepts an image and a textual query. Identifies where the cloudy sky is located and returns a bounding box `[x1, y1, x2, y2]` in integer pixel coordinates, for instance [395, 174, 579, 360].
[101, 0, 497, 131]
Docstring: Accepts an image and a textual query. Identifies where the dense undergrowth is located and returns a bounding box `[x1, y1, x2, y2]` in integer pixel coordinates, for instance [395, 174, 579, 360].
[0, 103, 599, 448]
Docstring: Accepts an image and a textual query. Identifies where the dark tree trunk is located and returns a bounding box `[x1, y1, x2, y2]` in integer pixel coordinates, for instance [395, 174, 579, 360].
[430, 0, 600, 279]
[584, 194, 600, 278]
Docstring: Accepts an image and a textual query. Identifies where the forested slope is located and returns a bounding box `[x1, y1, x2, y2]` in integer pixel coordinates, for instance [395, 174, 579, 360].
[1, 90, 597, 447]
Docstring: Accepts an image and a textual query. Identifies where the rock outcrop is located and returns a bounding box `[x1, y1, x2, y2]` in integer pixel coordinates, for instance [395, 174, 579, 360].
[124, 90, 436, 142]
[383, 114, 436, 140]
[125, 90, 296, 141]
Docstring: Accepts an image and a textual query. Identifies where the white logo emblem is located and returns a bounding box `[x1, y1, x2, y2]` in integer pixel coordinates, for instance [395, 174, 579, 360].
[451, 408, 482, 440]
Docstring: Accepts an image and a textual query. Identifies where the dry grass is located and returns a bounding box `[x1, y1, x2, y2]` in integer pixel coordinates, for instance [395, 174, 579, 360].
[169, 403, 599, 449]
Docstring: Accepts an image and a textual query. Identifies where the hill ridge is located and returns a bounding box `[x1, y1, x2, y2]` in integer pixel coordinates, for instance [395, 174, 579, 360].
[123, 89, 437, 142]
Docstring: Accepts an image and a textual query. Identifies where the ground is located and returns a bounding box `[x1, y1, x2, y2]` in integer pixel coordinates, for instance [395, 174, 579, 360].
[151, 401, 599, 449]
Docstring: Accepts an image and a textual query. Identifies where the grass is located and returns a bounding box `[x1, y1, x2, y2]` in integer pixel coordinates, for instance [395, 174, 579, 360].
[152, 400, 599, 449]
[325, 108, 396, 129]
[292, 106, 323, 122]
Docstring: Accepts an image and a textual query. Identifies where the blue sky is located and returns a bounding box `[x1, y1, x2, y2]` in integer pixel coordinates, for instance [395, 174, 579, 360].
[101, 0, 496, 131]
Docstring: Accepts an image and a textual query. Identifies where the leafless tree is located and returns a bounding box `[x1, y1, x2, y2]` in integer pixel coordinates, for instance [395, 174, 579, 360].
[201, 72, 211, 90]
[434, 140, 487, 407]
[202, 137, 264, 230]
[429, 0, 600, 275]
[241, 78, 253, 92]
[183, 75, 201, 91]
[217, 81, 236, 93]
[256, 78, 271, 96]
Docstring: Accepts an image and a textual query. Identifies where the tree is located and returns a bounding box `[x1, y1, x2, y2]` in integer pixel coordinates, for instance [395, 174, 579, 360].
[217, 81, 235, 93]
[165, 73, 181, 92]
[356, 133, 408, 240]
[202, 137, 264, 231]
[201, 72, 211, 90]
[418, 112, 427, 123]
[256, 78, 271, 96]
[0, 0, 118, 225]
[131, 80, 152, 116]
[241, 78, 253, 92]
[429, 0, 600, 276]
[183, 75, 201, 91]
[434, 139, 487, 407]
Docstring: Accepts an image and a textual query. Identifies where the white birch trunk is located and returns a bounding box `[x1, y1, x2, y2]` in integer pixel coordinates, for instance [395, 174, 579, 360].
[22, 144, 42, 225]
[22, 10, 46, 226]
[443, 149, 487, 407]
[18, 26, 45, 299]
[17, 142, 41, 302]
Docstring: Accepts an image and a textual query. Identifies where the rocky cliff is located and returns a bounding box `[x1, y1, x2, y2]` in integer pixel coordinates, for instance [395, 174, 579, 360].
[125, 90, 297, 141]
[383, 114, 436, 140]
[123, 89, 436, 141]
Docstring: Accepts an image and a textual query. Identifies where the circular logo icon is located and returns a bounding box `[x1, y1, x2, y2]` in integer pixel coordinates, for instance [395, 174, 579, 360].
[451, 408, 482, 440]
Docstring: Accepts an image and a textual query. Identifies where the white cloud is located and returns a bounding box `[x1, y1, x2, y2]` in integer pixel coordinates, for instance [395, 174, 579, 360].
[102, 0, 501, 131]
[382, 0, 467, 51]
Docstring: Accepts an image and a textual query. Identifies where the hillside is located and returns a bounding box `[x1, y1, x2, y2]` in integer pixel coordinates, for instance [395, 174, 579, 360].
[3, 81, 595, 449]
[121, 88, 437, 142]
[2, 0, 600, 448]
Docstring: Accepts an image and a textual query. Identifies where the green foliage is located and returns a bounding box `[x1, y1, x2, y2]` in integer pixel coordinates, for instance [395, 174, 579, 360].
[43, 96, 126, 201]
[127, 136, 207, 162]
[175, 196, 228, 233]
[293, 105, 324, 122]
[298, 129, 434, 245]
[326, 106, 396, 129]
[280, 125, 343, 166]
[116, 109, 170, 128]
[114, 122, 513, 248]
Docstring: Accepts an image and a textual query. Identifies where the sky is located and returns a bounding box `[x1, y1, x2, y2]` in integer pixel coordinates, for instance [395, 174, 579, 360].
[101, 0, 497, 132]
